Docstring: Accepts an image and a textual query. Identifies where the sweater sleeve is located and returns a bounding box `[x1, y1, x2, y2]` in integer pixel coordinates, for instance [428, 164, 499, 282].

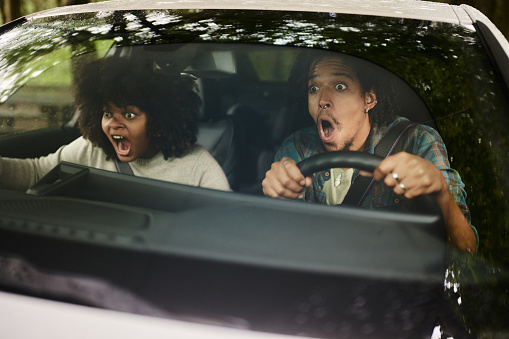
[192, 148, 231, 191]
[0, 137, 92, 190]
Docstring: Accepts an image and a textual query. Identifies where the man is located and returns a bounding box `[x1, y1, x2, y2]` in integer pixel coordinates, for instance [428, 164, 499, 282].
[262, 54, 477, 254]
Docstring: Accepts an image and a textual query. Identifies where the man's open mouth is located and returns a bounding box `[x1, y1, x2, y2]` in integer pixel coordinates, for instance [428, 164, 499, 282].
[318, 116, 336, 142]
[322, 120, 333, 137]
[112, 135, 131, 156]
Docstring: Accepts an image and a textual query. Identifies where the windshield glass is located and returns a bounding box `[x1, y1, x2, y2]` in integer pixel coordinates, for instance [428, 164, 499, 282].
[0, 8, 508, 337]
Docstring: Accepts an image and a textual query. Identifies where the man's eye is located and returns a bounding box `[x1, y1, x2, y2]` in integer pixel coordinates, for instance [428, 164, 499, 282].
[335, 83, 347, 91]
[125, 112, 136, 119]
[309, 85, 319, 93]
[103, 112, 112, 118]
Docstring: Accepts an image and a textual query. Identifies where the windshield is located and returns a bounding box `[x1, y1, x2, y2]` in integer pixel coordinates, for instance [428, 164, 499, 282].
[0, 8, 508, 338]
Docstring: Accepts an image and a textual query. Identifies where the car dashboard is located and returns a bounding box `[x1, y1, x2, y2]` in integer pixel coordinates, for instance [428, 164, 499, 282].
[0, 162, 446, 338]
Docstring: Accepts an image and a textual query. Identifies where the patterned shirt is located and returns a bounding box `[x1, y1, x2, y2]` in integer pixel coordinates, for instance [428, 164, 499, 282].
[275, 117, 475, 232]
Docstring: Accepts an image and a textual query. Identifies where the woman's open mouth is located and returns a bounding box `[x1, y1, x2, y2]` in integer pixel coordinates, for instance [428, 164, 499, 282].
[112, 135, 131, 156]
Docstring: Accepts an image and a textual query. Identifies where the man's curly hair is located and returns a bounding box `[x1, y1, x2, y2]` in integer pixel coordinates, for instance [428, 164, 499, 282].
[75, 55, 200, 160]
[286, 50, 397, 131]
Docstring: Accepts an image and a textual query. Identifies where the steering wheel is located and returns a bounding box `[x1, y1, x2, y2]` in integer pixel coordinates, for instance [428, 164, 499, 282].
[296, 151, 442, 216]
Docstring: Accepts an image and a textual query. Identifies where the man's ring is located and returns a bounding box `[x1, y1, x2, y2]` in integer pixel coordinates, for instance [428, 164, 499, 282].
[399, 182, 407, 192]
[391, 172, 401, 184]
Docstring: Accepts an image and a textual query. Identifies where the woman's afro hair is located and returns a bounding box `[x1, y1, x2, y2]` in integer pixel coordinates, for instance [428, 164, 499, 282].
[75, 55, 201, 159]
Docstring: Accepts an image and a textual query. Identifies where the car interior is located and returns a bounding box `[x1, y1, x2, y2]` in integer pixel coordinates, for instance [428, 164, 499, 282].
[0, 42, 449, 338]
[0, 43, 437, 193]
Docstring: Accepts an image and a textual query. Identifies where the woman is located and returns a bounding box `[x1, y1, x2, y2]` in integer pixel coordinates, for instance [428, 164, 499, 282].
[0, 55, 230, 191]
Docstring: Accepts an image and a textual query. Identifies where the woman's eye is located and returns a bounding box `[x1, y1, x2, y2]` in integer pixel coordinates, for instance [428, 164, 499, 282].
[335, 83, 347, 91]
[309, 85, 319, 93]
[103, 112, 112, 118]
[125, 112, 136, 119]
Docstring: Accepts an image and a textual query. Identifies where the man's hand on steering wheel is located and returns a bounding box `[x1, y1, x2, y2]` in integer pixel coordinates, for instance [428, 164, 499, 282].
[360, 152, 449, 200]
[362, 152, 476, 253]
[262, 157, 313, 200]
[263, 152, 449, 203]
[263, 151, 476, 254]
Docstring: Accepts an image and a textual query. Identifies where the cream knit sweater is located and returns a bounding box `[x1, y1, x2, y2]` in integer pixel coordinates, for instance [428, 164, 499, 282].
[0, 137, 230, 191]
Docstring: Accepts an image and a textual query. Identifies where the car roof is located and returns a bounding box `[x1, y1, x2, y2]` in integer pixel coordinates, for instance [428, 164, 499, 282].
[26, 0, 469, 24]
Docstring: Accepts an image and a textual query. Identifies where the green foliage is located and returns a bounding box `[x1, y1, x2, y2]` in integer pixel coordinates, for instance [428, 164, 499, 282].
[0, 0, 108, 25]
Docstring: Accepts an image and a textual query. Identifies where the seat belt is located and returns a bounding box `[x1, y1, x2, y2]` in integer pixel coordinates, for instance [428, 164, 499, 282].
[341, 120, 415, 206]
[114, 159, 135, 176]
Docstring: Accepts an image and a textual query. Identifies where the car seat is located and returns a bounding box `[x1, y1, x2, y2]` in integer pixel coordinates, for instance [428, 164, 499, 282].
[195, 77, 243, 190]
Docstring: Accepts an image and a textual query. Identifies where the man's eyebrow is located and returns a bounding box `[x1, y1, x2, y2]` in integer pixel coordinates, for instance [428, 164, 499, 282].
[308, 72, 355, 81]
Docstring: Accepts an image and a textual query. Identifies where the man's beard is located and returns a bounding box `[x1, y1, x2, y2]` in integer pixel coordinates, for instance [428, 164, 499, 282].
[340, 139, 354, 151]
[323, 137, 354, 152]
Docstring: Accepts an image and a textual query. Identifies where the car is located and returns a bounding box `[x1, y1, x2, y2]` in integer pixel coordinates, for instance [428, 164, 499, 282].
[0, 0, 508, 338]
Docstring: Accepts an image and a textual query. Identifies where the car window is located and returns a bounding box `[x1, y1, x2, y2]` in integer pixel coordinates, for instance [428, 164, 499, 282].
[0, 39, 114, 135]
[248, 50, 299, 82]
[0, 8, 508, 338]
